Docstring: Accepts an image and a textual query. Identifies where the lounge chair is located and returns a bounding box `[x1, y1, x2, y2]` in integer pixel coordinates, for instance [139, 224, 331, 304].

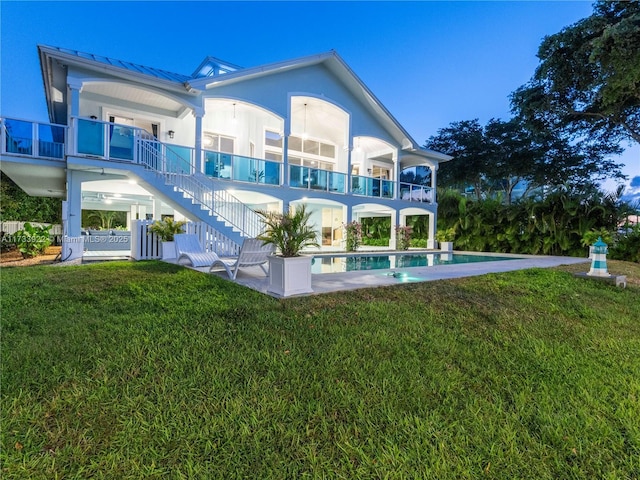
[175, 233, 220, 267]
[209, 237, 274, 279]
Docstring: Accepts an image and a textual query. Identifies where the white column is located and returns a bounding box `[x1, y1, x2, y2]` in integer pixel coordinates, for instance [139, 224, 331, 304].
[153, 198, 163, 220]
[393, 151, 400, 200]
[283, 117, 290, 187]
[389, 209, 400, 250]
[427, 213, 436, 249]
[68, 81, 82, 118]
[431, 163, 438, 203]
[346, 206, 353, 224]
[66, 170, 83, 237]
[347, 136, 353, 196]
[194, 108, 204, 174]
[68, 81, 82, 155]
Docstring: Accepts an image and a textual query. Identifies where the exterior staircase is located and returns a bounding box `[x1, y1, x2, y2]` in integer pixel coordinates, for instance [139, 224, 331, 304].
[128, 132, 263, 250]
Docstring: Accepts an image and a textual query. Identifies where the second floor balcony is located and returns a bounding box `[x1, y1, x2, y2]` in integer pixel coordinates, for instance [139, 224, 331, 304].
[1, 116, 436, 204]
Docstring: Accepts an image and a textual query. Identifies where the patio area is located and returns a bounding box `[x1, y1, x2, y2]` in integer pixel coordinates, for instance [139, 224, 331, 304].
[168, 252, 591, 297]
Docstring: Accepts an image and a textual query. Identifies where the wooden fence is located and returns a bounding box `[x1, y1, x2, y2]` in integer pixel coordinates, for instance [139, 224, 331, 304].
[130, 220, 241, 260]
[1, 221, 63, 235]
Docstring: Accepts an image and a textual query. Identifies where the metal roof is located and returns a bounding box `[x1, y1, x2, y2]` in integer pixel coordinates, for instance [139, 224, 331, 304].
[45, 46, 193, 83]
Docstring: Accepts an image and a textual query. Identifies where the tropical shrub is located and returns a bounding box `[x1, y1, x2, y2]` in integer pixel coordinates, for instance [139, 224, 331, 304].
[257, 205, 318, 257]
[361, 238, 389, 247]
[147, 218, 186, 242]
[395, 225, 413, 250]
[344, 221, 362, 252]
[581, 228, 614, 247]
[361, 217, 391, 240]
[84, 210, 127, 230]
[13, 222, 52, 258]
[437, 188, 628, 257]
[436, 227, 456, 243]
[610, 224, 640, 263]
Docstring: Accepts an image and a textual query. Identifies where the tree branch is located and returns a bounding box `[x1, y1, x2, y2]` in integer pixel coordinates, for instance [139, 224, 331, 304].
[619, 119, 640, 144]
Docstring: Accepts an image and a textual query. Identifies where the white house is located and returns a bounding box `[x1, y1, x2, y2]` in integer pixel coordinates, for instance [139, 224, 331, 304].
[0, 45, 451, 260]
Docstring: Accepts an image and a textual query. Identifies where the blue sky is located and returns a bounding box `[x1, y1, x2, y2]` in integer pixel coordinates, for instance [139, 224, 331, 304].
[1, 1, 638, 200]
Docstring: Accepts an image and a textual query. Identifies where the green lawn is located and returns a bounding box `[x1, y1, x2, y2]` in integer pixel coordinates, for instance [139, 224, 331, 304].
[1, 261, 639, 479]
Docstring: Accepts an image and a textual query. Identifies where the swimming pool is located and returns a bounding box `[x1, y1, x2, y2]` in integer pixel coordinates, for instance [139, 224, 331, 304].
[311, 252, 518, 274]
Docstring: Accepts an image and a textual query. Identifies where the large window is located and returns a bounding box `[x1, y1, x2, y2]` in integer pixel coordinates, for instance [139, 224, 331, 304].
[289, 156, 334, 171]
[203, 132, 235, 177]
[203, 132, 234, 153]
[371, 166, 391, 179]
[264, 130, 336, 170]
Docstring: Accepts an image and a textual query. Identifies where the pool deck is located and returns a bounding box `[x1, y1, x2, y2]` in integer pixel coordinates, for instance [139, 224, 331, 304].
[175, 251, 591, 298]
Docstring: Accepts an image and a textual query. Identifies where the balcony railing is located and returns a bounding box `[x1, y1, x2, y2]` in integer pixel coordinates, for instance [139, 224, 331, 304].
[2, 116, 436, 204]
[204, 150, 281, 185]
[1, 117, 66, 160]
[351, 175, 394, 199]
[75, 118, 196, 168]
[289, 165, 347, 193]
[399, 183, 434, 203]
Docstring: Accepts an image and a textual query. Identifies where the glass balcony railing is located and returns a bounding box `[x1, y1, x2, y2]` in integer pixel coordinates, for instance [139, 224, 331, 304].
[77, 118, 137, 160]
[77, 118, 105, 156]
[2, 116, 436, 205]
[2, 117, 65, 159]
[351, 175, 394, 199]
[399, 182, 434, 203]
[75, 118, 194, 171]
[204, 150, 281, 185]
[289, 165, 347, 193]
[162, 144, 193, 174]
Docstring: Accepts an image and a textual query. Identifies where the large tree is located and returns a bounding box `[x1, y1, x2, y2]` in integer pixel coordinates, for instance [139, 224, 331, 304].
[425, 118, 623, 203]
[425, 119, 490, 200]
[511, 1, 640, 145]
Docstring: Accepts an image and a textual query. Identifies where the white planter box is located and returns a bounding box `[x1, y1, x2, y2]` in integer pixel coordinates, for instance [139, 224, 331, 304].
[440, 241, 453, 252]
[161, 241, 176, 260]
[267, 255, 313, 297]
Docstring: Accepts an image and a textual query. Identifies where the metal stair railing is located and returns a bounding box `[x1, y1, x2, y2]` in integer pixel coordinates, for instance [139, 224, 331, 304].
[134, 130, 263, 238]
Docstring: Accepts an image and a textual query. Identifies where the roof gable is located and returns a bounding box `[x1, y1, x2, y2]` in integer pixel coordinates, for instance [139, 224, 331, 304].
[188, 51, 419, 150]
[191, 56, 243, 78]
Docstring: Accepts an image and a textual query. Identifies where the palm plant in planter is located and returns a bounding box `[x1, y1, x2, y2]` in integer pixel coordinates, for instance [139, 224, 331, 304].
[436, 227, 456, 251]
[257, 204, 318, 297]
[147, 217, 187, 260]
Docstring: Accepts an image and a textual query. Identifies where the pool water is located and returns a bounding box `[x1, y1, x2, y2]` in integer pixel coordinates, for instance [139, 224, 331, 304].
[311, 252, 517, 274]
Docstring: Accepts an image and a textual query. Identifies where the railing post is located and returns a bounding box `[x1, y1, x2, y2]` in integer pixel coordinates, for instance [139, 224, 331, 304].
[103, 122, 109, 159]
[0, 118, 5, 155]
[32, 122, 39, 157]
[70, 117, 77, 156]
[431, 164, 438, 204]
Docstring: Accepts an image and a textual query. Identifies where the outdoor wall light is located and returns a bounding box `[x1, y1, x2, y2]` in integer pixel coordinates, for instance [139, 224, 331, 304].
[168, 130, 175, 139]
[302, 103, 309, 140]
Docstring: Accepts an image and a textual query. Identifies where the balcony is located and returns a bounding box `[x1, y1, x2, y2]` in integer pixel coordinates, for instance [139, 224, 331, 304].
[289, 165, 346, 193]
[1, 117, 66, 160]
[1, 116, 436, 205]
[399, 183, 434, 203]
[204, 151, 281, 186]
[351, 175, 394, 199]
